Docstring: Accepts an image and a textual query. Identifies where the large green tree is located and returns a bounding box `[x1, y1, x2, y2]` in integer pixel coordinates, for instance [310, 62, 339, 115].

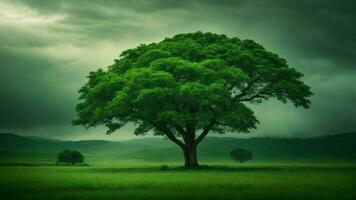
[73, 32, 312, 168]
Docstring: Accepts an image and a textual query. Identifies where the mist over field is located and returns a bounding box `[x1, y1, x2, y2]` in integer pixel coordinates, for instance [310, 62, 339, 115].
[1, 132, 356, 164]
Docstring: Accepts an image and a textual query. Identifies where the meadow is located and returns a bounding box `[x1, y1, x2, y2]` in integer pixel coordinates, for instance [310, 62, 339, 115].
[1, 133, 355, 199]
[0, 158, 355, 200]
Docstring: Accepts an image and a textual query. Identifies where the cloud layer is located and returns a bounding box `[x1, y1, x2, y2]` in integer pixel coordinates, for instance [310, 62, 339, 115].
[0, 0, 355, 140]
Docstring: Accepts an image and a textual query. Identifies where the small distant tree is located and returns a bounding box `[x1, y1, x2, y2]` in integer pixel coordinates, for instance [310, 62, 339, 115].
[230, 148, 253, 163]
[56, 149, 84, 165]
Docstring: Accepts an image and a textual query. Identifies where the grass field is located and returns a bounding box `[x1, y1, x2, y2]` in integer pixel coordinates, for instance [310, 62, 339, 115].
[1, 161, 355, 200]
[1, 133, 355, 200]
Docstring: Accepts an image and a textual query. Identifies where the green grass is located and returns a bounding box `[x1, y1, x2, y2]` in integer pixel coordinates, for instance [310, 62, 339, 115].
[1, 142, 356, 200]
[1, 133, 355, 199]
[1, 162, 355, 200]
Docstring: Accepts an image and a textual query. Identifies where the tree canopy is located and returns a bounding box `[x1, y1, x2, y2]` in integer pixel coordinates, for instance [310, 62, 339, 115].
[73, 32, 312, 168]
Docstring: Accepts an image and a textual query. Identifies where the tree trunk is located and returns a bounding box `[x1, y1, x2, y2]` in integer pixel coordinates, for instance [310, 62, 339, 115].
[183, 145, 199, 168]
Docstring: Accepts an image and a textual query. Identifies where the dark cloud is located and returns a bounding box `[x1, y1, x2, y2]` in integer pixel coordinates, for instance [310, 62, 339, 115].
[0, 46, 76, 128]
[0, 0, 355, 139]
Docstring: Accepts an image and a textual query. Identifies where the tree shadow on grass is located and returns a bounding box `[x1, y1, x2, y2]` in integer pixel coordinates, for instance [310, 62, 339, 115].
[2, 163, 355, 173]
[86, 164, 356, 173]
[0, 163, 90, 167]
[85, 165, 285, 173]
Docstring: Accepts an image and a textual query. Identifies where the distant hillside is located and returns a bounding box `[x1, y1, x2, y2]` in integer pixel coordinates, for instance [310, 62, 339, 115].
[0, 133, 157, 155]
[0, 132, 355, 163]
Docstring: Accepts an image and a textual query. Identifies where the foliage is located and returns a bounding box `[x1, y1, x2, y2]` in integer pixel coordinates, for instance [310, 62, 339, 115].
[73, 32, 312, 167]
[57, 149, 84, 165]
[230, 148, 253, 163]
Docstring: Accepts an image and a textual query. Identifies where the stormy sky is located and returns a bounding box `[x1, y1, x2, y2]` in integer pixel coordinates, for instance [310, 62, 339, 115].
[0, 0, 355, 140]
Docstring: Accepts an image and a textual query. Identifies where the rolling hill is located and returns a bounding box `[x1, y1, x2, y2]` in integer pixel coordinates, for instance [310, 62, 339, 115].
[0, 132, 355, 163]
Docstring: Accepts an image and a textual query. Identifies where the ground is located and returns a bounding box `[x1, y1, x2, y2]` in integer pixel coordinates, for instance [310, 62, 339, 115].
[0, 158, 355, 200]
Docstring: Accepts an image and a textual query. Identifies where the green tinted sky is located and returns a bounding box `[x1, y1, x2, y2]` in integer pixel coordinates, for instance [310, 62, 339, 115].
[0, 0, 355, 140]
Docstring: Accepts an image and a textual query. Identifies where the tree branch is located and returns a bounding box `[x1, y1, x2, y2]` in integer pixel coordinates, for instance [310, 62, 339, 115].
[173, 124, 187, 136]
[233, 78, 260, 100]
[238, 89, 274, 102]
[173, 124, 189, 143]
[195, 119, 216, 145]
[151, 122, 185, 149]
[234, 79, 276, 102]
[165, 131, 186, 149]
[238, 92, 265, 102]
